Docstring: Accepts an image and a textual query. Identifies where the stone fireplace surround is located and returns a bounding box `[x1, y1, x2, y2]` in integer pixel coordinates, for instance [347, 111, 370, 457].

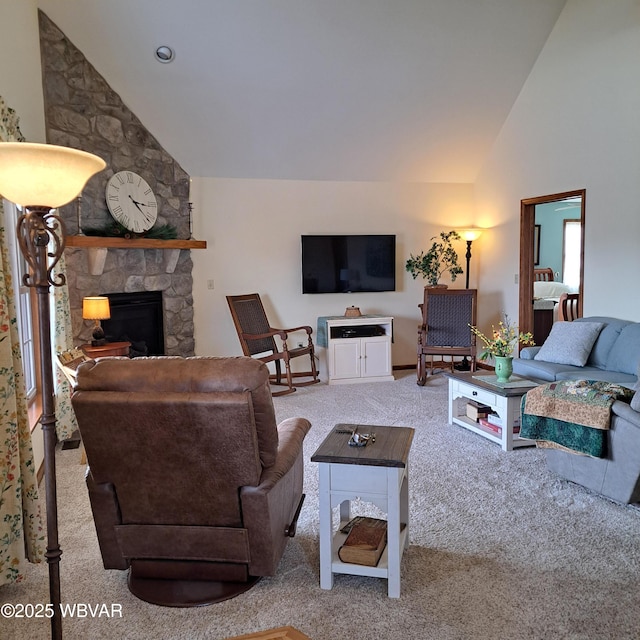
[39, 11, 198, 357]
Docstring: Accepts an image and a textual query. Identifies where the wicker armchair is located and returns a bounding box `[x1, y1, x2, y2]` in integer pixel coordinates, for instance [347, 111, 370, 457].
[417, 288, 477, 385]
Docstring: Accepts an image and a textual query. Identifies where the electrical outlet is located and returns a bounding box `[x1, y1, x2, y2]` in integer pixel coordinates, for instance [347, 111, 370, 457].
[207, 279, 215, 290]
[514, 273, 519, 284]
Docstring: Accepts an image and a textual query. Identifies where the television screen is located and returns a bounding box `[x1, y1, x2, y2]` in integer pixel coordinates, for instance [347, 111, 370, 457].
[301, 235, 396, 293]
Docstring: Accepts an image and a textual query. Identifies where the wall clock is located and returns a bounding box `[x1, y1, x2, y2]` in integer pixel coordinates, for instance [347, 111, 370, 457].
[105, 170, 158, 233]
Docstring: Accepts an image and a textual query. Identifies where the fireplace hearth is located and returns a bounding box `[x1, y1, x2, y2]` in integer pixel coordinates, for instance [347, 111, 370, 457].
[101, 291, 164, 357]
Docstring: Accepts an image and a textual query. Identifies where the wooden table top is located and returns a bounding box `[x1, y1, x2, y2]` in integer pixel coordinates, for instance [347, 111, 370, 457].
[311, 424, 414, 467]
[445, 370, 541, 397]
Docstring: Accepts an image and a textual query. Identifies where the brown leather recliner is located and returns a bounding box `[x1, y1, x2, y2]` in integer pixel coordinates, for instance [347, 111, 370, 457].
[71, 356, 311, 607]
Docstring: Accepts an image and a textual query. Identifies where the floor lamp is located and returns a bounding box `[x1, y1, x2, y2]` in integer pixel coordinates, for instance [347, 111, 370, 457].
[0, 142, 105, 640]
[455, 228, 483, 372]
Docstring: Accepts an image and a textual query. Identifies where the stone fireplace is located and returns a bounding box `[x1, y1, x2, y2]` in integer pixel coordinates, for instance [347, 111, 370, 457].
[39, 11, 198, 357]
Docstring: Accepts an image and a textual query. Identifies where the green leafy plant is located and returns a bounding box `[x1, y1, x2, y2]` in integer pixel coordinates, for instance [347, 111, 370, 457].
[405, 230, 463, 286]
[469, 314, 535, 360]
[83, 222, 178, 240]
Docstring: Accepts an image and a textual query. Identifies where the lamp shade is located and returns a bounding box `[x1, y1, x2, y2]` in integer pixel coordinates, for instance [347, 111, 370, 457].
[0, 142, 106, 208]
[459, 228, 483, 242]
[83, 296, 111, 321]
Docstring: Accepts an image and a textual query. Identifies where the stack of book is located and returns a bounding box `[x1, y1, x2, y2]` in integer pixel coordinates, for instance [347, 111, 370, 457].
[338, 517, 387, 567]
[466, 400, 491, 421]
[478, 413, 520, 434]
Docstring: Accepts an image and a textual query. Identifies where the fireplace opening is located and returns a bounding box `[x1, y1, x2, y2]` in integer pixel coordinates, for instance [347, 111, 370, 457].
[101, 291, 164, 357]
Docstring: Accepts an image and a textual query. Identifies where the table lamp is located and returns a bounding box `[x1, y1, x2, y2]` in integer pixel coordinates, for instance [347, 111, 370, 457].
[83, 296, 111, 346]
[0, 141, 105, 640]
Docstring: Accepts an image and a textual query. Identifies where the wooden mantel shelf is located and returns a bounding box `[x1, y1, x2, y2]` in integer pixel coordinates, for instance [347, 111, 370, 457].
[65, 235, 207, 250]
[65, 235, 207, 275]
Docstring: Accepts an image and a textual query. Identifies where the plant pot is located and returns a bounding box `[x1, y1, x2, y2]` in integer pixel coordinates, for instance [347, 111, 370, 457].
[425, 284, 448, 289]
[494, 356, 513, 383]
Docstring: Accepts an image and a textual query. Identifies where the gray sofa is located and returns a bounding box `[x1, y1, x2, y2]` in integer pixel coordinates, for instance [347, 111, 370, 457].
[543, 400, 640, 504]
[513, 316, 640, 386]
[515, 316, 640, 504]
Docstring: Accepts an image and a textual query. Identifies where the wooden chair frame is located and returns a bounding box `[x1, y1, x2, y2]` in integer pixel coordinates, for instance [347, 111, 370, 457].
[417, 288, 477, 385]
[226, 293, 319, 396]
[534, 267, 554, 282]
[558, 292, 580, 322]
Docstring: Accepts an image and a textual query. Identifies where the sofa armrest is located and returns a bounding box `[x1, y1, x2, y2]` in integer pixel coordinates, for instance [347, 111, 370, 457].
[240, 417, 311, 576]
[612, 400, 640, 429]
[519, 346, 541, 360]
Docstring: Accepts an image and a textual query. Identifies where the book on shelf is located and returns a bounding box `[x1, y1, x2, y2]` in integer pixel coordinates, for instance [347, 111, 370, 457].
[486, 412, 502, 426]
[478, 417, 501, 434]
[338, 517, 387, 567]
[478, 417, 520, 434]
[466, 400, 491, 421]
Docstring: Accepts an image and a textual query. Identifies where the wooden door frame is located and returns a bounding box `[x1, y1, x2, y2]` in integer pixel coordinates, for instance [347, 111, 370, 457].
[519, 189, 585, 338]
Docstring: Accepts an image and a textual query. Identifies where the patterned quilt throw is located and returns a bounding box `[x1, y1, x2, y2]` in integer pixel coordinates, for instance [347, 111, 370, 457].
[521, 380, 634, 458]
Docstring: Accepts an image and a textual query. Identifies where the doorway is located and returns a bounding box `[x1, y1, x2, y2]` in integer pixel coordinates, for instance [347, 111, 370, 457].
[519, 189, 585, 341]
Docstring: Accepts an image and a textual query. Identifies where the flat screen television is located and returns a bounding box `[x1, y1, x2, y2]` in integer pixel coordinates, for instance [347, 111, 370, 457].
[301, 234, 396, 293]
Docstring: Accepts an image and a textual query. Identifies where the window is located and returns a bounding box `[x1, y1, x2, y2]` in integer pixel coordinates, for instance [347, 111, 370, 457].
[3, 200, 38, 401]
[562, 219, 581, 291]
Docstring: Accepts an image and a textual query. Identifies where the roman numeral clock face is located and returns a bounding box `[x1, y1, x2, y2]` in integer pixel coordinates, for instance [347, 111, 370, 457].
[105, 171, 158, 233]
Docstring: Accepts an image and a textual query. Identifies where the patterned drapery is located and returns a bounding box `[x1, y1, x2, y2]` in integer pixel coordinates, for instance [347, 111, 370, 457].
[0, 96, 45, 585]
[53, 254, 78, 441]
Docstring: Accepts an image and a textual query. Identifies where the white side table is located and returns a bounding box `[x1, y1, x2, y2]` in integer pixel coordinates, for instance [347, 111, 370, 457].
[311, 424, 414, 598]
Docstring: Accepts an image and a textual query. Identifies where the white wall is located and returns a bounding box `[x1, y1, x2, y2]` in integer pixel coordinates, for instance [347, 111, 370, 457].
[0, 0, 47, 470]
[190, 177, 475, 375]
[475, 0, 640, 331]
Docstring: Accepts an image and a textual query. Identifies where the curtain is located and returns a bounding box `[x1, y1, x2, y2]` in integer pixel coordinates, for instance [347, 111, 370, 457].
[53, 255, 78, 441]
[0, 96, 45, 585]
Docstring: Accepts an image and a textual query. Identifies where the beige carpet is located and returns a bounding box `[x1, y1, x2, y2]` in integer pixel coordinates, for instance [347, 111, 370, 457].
[227, 626, 310, 640]
[2, 371, 640, 640]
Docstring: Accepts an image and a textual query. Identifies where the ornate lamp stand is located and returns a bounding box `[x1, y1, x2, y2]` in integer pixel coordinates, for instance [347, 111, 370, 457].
[0, 142, 105, 640]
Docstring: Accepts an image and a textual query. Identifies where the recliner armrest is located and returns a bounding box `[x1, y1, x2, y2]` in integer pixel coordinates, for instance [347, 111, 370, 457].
[253, 417, 311, 491]
[240, 417, 311, 576]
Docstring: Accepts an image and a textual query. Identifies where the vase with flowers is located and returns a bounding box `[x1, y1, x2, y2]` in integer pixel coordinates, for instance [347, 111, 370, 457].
[469, 315, 535, 383]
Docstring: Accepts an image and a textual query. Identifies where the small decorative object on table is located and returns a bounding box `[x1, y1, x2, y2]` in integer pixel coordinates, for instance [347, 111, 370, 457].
[344, 305, 362, 317]
[469, 314, 534, 383]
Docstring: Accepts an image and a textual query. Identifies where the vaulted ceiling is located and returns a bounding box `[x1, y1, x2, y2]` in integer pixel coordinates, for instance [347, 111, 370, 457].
[37, 0, 567, 182]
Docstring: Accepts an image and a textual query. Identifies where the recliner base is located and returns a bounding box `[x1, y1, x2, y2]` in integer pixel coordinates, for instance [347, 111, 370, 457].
[128, 572, 261, 607]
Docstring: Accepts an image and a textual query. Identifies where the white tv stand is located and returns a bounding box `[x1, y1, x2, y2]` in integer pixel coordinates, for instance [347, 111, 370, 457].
[323, 316, 394, 385]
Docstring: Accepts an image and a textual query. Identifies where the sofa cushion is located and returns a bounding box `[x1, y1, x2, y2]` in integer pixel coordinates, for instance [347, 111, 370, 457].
[534, 321, 604, 367]
[605, 323, 640, 375]
[575, 317, 629, 368]
[555, 369, 637, 385]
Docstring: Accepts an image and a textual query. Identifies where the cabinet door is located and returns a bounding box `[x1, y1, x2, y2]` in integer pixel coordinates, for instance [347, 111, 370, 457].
[329, 339, 361, 379]
[361, 337, 391, 378]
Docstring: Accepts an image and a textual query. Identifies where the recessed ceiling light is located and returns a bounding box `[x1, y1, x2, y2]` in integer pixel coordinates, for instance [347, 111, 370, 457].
[154, 46, 175, 63]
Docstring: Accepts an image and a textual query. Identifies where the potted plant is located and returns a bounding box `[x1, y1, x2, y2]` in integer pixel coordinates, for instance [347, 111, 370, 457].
[405, 230, 464, 287]
[469, 314, 535, 382]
